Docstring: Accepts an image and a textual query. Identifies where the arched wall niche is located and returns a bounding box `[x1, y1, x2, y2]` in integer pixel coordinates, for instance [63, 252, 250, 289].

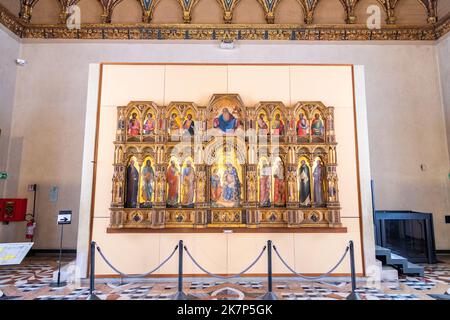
[30, 0, 59, 24]
[396, 0, 429, 25]
[112, 0, 141, 23]
[78, 0, 104, 23]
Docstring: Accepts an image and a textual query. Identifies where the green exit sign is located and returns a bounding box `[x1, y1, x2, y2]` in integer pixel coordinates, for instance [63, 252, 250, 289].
[0, 172, 7, 180]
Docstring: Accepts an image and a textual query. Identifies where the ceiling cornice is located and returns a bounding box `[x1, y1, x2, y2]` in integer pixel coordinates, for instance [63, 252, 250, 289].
[0, 4, 25, 38]
[1, 2, 448, 42]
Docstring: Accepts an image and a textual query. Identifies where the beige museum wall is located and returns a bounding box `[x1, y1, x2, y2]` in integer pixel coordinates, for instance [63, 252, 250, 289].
[0, 26, 21, 243]
[1, 39, 448, 256]
[0, 26, 19, 197]
[88, 64, 363, 276]
[437, 33, 450, 160]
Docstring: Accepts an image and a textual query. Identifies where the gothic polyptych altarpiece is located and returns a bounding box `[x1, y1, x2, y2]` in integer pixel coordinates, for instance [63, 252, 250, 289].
[110, 94, 341, 230]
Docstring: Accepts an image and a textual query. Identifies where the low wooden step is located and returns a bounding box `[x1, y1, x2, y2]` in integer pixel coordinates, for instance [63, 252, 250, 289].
[375, 245, 424, 277]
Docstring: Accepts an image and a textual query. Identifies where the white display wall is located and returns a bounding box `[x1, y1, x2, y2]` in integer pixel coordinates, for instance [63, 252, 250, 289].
[77, 63, 375, 277]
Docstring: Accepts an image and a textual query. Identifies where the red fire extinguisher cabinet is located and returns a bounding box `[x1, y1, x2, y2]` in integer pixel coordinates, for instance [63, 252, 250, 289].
[0, 199, 28, 222]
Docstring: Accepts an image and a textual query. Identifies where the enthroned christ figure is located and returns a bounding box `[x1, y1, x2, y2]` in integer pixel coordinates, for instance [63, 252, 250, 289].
[213, 108, 237, 134]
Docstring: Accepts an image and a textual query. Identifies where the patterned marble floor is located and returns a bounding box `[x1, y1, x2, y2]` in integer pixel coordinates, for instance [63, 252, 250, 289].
[0, 255, 449, 301]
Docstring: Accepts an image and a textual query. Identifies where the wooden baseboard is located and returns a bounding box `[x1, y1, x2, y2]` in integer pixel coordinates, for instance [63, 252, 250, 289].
[28, 249, 77, 256]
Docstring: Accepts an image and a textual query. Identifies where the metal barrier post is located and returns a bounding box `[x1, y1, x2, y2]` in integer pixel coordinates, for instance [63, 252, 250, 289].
[87, 241, 100, 300]
[261, 240, 277, 300]
[346, 240, 361, 300]
[173, 240, 188, 300]
[50, 224, 67, 288]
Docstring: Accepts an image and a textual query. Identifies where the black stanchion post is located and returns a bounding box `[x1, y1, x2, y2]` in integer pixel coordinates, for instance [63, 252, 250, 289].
[173, 240, 188, 300]
[261, 240, 277, 300]
[346, 240, 361, 300]
[87, 241, 100, 300]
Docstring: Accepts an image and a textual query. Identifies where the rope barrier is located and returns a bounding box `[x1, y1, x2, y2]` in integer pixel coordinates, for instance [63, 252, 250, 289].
[273, 244, 350, 281]
[184, 245, 267, 280]
[89, 239, 359, 301]
[96, 244, 179, 279]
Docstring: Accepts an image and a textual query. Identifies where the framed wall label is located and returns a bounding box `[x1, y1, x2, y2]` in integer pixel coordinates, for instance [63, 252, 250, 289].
[57, 211, 72, 225]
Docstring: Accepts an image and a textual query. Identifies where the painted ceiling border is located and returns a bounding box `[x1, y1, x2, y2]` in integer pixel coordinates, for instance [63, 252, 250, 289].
[0, 3, 448, 41]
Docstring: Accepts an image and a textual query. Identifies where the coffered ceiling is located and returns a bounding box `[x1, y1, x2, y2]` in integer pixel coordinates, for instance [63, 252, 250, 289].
[0, 0, 449, 41]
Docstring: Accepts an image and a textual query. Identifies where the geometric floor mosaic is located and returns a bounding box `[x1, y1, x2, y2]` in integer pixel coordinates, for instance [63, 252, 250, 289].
[1, 255, 449, 300]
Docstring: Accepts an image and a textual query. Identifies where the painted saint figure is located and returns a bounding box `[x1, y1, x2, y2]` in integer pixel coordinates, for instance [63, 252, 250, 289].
[182, 114, 195, 136]
[222, 163, 241, 204]
[257, 114, 269, 136]
[297, 113, 309, 138]
[311, 114, 325, 139]
[211, 168, 222, 202]
[273, 161, 286, 206]
[169, 113, 181, 136]
[287, 171, 297, 203]
[181, 161, 195, 207]
[299, 160, 311, 206]
[313, 160, 325, 206]
[166, 161, 180, 207]
[141, 160, 155, 205]
[126, 159, 139, 208]
[128, 112, 141, 137]
[213, 108, 237, 134]
[118, 111, 126, 130]
[259, 162, 272, 207]
[272, 114, 285, 136]
[143, 113, 156, 135]
[329, 180, 337, 202]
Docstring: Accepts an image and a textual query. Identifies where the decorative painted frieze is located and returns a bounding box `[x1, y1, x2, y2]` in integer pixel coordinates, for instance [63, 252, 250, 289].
[138, 0, 161, 23]
[417, 0, 438, 24]
[296, 0, 320, 24]
[58, 0, 81, 24]
[257, 0, 282, 24]
[376, 0, 399, 25]
[338, 0, 360, 24]
[98, 0, 125, 24]
[19, 0, 40, 23]
[216, 0, 241, 23]
[177, 0, 200, 23]
[0, 2, 448, 41]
